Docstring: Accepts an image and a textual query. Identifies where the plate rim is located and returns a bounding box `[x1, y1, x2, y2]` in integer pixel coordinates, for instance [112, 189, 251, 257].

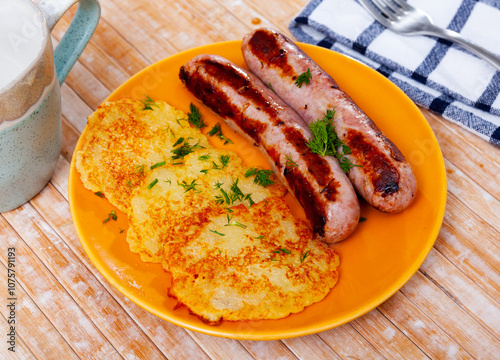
[68, 40, 447, 340]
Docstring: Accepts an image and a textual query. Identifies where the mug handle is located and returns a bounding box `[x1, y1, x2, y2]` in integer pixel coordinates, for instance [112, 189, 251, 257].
[35, 0, 101, 85]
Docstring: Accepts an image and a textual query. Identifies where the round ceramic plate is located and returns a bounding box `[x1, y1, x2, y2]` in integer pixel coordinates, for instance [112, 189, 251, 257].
[69, 41, 447, 340]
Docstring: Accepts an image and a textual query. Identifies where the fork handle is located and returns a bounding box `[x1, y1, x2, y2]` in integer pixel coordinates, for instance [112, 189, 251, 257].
[429, 26, 500, 72]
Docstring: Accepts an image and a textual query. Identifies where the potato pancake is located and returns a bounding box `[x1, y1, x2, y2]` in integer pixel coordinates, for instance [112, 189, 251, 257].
[127, 148, 286, 263]
[76, 98, 209, 213]
[76, 98, 340, 325]
[164, 197, 340, 324]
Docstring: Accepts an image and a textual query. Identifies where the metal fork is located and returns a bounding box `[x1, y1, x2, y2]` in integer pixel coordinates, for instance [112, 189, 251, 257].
[358, 0, 500, 71]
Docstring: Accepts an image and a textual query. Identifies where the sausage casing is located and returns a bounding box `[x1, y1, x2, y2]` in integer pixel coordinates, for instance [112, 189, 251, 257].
[242, 28, 417, 213]
[179, 54, 360, 243]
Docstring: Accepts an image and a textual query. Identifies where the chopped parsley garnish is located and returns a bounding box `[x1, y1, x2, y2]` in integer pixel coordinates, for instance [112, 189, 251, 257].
[300, 250, 310, 263]
[150, 161, 166, 170]
[359, 217, 367, 223]
[273, 248, 291, 255]
[103, 210, 117, 224]
[94, 191, 105, 198]
[244, 168, 275, 187]
[147, 178, 158, 189]
[187, 103, 206, 129]
[208, 122, 233, 144]
[295, 68, 312, 88]
[177, 179, 200, 193]
[171, 138, 204, 160]
[210, 229, 225, 236]
[285, 154, 298, 168]
[141, 95, 159, 111]
[255, 235, 264, 239]
[307, 109, 361, 174]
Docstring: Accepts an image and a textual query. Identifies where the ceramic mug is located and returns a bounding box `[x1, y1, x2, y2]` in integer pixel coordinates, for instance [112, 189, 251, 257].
[0, 0, 100, 212]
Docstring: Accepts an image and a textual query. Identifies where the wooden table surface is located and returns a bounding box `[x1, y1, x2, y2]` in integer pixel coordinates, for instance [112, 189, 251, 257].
[2, 0, 500, 359]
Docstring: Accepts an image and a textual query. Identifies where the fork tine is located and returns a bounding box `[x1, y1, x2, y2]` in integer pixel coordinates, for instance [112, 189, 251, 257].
[390, 0, 413, 11]
[379, 0, 406, 15]
[357, 0, 394, 26]
[371, 0, 400, 19]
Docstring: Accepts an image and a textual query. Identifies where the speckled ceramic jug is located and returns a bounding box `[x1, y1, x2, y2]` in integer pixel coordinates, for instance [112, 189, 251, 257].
[0, 0, 100, 212]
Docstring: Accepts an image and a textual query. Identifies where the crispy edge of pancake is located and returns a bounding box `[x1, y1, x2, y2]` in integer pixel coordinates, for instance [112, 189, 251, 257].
[163, 197, 340, 324]
[75, 98, 210, 213]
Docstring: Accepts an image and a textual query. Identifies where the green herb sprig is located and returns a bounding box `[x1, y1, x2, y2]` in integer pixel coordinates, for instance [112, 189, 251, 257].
[103, 210, 117, 224]
[295, 68, 312, 88]
[208, 123, 233, 144]
[171, 138, 204, 160]
[141, 95, 159, 111]
[307, 109, 361, 174]
[244, 168, 275, 187]
[187, 103, 206, 129]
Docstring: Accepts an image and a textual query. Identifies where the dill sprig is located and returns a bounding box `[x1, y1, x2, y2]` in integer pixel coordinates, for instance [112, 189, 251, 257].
[171, 137, 204, 160]
[306, 109, 361, 174]
[285, 154, 298, 168]
[177, 179, 200, 193]
[244, 168, 275, 187]
[208, 122, 233, 144]
[141, 95, 159, 111]
[187, 103, 206, 129]
[214, 178, 254, 207]
[295, 68, 312, 88]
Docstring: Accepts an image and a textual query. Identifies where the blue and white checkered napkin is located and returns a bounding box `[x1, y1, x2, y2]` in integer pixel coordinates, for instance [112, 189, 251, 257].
[289, 0, 500, 147]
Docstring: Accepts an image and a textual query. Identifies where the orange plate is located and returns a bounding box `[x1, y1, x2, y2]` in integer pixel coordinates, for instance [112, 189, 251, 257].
[69, 41, 446, 340]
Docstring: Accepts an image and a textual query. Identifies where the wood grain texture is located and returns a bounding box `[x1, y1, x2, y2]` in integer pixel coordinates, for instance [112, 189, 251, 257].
[1, 0, 499, 359]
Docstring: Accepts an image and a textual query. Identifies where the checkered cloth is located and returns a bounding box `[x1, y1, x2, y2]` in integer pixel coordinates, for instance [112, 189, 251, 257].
[289, 0, 500, 147]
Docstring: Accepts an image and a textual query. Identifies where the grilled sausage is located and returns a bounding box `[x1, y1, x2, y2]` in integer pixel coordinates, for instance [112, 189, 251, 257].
[242, 28, 417, 213]
[179, 54, 360, 243]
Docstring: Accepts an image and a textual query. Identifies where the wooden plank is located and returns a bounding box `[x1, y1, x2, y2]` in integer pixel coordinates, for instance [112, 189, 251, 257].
[444, 159, 500, 235]
[401, 271, 500, 358]
[96, 1, 183, 62]
[185, 332, 255, 360]
[0, 215, 122, 359]
[2, 204, 169, 359]
[420, 248, 500, 339]
[282, 334, 342, 360]
[239, 340, 298, 360]
[442, 192, 500, 259]
[60, 83, 95, 133]
[379, 291, 472, 359]
[422, 111, 500, 202]
[423, 109, 500, 171]
[0, 262, 79, 360]
[52, 12, 132, 91]
[0, 312, 37, 360]
[61, 116, 81, 163]
[29, 181, 212, 360]
[350, 309, 429, 359]
[436, 222, 500, 304]
[319, 324, 385, 359]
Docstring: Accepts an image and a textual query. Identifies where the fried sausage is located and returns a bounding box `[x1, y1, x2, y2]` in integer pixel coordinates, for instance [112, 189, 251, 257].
[179, 54, 360, 243]
[242, 28, 416, 213]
